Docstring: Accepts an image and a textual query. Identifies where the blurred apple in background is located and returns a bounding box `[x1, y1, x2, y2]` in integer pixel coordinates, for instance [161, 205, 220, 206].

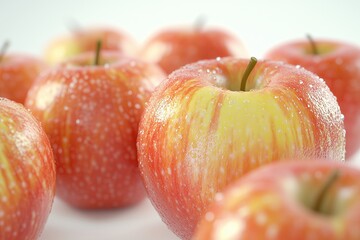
[140, 22, 248, 74]
[25, 47, 165, 209]
[265, 37, 360, 160]
[194, 160, 360, 240]
[0, 98, 55, 240]
[44, 26, 139, 65]
[137, 57, 345, 239]
[0, 41, 48, 104]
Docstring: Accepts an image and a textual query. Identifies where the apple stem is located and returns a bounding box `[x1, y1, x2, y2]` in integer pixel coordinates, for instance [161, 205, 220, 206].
[194, 15, 206, 31]
[0, 40, 10, 63]
[66, 19, 82, 34]
[240, 57, 257, 91]
[313, 170, 340, 213]
[94, 40, 102, 65]
[306, 34, 318, 55]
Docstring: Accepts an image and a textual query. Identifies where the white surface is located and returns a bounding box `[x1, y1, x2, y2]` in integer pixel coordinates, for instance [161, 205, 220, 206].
[40, 198, 178, 240]
[2, 0, 360, 239]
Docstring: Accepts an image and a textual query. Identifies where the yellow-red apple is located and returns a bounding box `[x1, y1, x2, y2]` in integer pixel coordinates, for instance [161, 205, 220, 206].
[137, 57, 345, 239]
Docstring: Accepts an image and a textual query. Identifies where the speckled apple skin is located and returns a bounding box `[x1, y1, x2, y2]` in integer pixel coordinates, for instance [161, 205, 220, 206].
[137, 57, 345, 240]
[0, 98, 55, 240]
[194, 160, 360, 240]
[26, 52, 165, 209]
[265, 40, 360, 159]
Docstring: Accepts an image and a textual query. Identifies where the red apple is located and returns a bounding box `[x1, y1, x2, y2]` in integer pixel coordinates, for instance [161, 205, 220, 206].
[137, 57, 346, 239]
[25, 50, 166, 209]
[0, 98, 55, 240]
[193, 160, 360, 240]
[44, 26, 138, 65]
[264, 38, 360, 159]
[140, 24, 248, 74]
[0, 42, 48, 104]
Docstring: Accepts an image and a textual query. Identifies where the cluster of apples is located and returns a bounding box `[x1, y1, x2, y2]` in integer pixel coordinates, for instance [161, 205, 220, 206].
[1, 24, 360, 240]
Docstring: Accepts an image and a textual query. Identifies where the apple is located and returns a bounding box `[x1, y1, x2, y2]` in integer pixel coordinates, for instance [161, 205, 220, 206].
[140, 24, 248, 74]
[44, 26, 138, 65]
[264, 37, 360, 159]
[0, 98, 55, 240]
[137, 57, 346, 239]
[193, 160, 360, 240]
[25, 48, 166, 209]
[0, 41, 48, 104]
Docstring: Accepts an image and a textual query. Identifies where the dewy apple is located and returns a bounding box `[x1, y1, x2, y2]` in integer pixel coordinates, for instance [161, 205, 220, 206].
[0, 98, 56, 240]
[26, 48, 165, 209]
[265, 37, 360, 159]
[137, 57, 345, 239]
[194, 160, 360, 240]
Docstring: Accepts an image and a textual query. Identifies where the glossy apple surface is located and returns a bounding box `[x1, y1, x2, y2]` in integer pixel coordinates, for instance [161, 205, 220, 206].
[137, 57, 345, 239]
[25, 51, 165, 209]
[140, 26, 248, 74]
[44, 26, 138, 65]
[0, 98, 55, 240]
[265, 39, 360, 159]
[194, 160, 360, 240]
[0, 54, 47, 104]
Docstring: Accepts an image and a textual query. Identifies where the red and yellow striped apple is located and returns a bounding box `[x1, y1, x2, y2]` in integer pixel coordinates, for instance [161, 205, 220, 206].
[194, 160, 360, 240]
[44, 26, 138, 65]
[140, 25, 248, 74]
[265, 38, 360, 159]
[25, 50, 165, 209]
[0, 98, 55, 240]
[137, 57, 345, 239]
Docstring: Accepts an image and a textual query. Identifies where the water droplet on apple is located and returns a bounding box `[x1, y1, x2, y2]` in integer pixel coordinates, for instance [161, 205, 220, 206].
[204, 211, 215, 222]
[335, 58, 344, 65]
[214, 192, 224, 202]
[216, 57, 221, 61]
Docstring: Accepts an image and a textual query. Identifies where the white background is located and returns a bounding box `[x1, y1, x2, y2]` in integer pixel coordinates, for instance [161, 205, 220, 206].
[1, 0, 360, 239]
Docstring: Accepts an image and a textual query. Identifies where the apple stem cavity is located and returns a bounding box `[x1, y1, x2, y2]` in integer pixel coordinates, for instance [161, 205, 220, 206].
[94, 40, 102, 66]
[313, 169, 340, 213]
[240, 57, 257, 91]
[306, 34, 319, 55]
[0, 40, 10, 63]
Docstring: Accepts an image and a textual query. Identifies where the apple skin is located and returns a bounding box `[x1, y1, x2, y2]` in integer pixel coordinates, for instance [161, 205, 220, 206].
[264, 39, 360, 159]
[25, 52, 165, 209]
[137, 57, 346, 239]
[140, 26, 248, 74]
[0, 98, 56, 240]
[193, 160, 360, 240]
[0, 54, 48, 104]
[44, 26, 138, 65]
